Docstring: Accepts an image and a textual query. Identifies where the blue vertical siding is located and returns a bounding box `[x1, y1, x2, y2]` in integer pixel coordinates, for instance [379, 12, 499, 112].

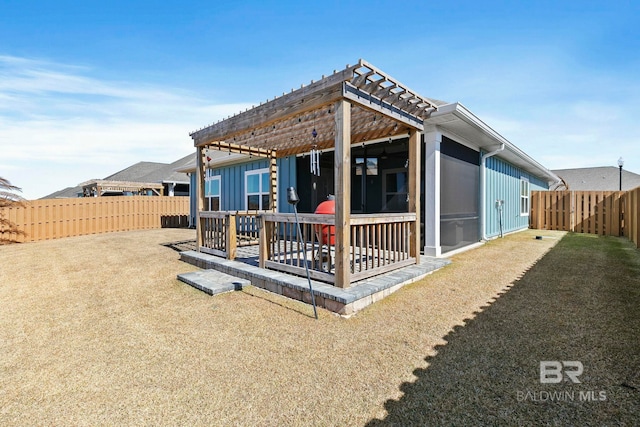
[484, 155, 548, 238]
[277, 156, 297, 213]
[206, 156, 297, 212]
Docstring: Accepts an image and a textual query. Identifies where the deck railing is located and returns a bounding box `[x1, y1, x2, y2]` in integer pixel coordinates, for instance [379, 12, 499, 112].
[235, 211, 261, 246]
[199, 211, 262, 258]
[199, 211, 234, 258]
[257, 212, 417, 285]
[349, 214, 417, 281]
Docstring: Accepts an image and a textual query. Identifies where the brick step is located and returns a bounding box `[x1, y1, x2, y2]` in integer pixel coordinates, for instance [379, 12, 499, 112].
[178, 270, 249, 296]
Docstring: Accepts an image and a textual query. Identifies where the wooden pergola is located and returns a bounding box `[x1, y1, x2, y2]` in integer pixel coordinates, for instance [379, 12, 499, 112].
[190, 59, 439, 288]
[81, 180, 164, 197]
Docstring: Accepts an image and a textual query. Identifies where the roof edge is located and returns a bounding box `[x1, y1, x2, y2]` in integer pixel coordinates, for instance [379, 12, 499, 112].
[433, 102, 561, 185]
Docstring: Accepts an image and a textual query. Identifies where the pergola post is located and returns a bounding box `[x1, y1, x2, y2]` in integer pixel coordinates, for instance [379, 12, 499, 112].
[408, 129, 421, 263]
[196, 144, 206, 250]
[269, 152, 277, 211]
[334, 99, 351, 288]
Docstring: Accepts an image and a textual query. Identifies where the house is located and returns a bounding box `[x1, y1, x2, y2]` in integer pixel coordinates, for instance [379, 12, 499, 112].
[42, 154, 193, 199]
[188, 59, 559, 289]
[552, 166, 640, 191]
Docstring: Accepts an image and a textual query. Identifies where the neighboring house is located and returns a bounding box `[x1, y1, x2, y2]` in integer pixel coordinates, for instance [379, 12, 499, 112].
[175, 151, 250, 228]
[188, 59, 560, 260]
[43, 186, 85, 199]
[552, 166, 640, 191]
[42, 154, 193, 199]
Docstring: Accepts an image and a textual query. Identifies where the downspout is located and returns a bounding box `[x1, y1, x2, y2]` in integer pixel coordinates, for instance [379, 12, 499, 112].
[480, 143, 505, 240]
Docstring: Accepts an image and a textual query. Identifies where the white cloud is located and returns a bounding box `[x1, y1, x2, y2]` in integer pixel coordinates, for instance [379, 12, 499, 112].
[0, 55, 251, 199]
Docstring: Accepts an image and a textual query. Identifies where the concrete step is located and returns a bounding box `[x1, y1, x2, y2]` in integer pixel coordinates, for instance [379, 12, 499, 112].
[178, 270, 249, 296]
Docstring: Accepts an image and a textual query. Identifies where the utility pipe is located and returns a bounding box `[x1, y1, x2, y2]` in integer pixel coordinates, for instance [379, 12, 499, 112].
[480, 143, 505, 240]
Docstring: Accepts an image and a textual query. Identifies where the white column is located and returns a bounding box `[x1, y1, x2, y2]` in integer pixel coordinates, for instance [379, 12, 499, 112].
[423, 130, 441, 257]
[196, 146, 205, 250]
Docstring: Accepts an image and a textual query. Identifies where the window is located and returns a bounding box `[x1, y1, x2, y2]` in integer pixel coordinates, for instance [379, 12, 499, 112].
[383, 168, 408, 212]
[355, 157, 378, 176]
[245, 168, 271, 210]
[520, 177, 530, 216]
[205, 170, 221, 211]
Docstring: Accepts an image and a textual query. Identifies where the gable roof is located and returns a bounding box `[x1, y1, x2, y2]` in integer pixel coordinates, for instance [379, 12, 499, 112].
[43, 186, 83, 199]
[552, 166, 640, 191]
[104, 161, 167, 182]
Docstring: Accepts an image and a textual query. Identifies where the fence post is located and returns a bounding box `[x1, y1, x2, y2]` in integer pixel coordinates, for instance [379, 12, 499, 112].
[530, 191, 538, 229]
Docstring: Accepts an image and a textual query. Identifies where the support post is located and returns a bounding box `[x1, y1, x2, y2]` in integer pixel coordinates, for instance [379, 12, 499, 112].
[334, 100, 351, 288]
[258, 217, 272, 268]
[269, 153, 278, 212]
[423, 130, 441, 257]
[408, 129, 421, 263]
[226, 213, 237, 260]
[196, 145, 206, 251]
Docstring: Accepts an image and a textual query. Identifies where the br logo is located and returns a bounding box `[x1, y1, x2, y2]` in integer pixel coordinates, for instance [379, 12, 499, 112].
[540, 361, 583, 384]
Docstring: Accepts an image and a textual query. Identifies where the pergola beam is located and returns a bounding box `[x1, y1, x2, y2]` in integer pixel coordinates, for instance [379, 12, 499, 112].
[191, 74, 352, 145]
[205, 140, 273, 158]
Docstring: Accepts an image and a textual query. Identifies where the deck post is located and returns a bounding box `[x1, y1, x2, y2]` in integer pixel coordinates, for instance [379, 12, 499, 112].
[226, 213, 237, 260]
[334, 99, 351, 288]
[196, 145, 206, 251]
[258, 216, 272, 268]
[408, 129, 421, 263]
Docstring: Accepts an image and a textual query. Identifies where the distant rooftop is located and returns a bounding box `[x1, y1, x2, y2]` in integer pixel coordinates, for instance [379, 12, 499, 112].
[552, 166, 640, 191]
[41, 153, 193, 199]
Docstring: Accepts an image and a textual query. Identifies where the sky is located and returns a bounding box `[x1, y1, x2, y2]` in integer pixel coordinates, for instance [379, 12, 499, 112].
[1, 0, 639, 200]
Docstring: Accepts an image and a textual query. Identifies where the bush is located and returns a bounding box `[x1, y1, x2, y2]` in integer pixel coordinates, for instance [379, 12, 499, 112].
[0, 177, 26, 244]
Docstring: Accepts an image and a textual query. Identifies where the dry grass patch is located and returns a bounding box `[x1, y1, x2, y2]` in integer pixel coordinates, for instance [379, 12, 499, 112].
[1, 228, 636, 425]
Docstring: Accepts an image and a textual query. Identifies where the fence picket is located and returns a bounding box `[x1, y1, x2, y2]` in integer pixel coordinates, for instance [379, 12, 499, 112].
[0, 196, 189, 243]
[531, 190, 638, 248]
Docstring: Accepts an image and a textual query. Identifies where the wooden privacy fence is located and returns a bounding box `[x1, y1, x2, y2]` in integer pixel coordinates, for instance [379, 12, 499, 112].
[0, 196, 189, 243]
[530, 189, 640, 248]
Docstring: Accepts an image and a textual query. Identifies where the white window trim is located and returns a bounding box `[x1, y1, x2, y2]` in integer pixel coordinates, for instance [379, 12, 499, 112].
[205, 172, 221, 211]
[244, 168, 271, 211]
[520, 176, 530, 217]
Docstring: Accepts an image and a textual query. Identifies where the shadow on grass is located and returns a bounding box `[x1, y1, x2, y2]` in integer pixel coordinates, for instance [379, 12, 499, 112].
[161, 239, 197, 252]
[241, 286, 320, 320]
[367, 234, 640, 426]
